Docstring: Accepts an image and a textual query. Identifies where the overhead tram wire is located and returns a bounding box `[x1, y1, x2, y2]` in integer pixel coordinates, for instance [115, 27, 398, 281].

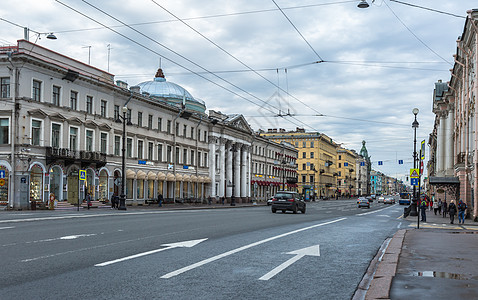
[78, 0, 317, 131]
[271, 0, 324, 62]
[149, 0, 324, 131]
[54, 1, 287, 123]
[384, 0, 452, 66]
[56, 0, 310, 131]
[389, 0, 466, 19]
[52, 1, 357, 34]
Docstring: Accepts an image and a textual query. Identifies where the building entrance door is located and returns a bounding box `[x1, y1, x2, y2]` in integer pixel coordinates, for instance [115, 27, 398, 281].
[67, 168, 79, 205]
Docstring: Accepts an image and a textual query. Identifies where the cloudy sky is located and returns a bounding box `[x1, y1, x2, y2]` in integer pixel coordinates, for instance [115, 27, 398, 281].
[1, 0, 476, 182]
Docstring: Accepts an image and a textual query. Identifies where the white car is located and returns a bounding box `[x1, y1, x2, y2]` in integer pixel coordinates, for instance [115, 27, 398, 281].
[378, 196, 385, 203]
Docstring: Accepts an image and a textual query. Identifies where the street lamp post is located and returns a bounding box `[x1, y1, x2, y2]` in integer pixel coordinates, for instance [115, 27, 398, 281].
[410, 108, 419, 219]
[118, 106, 128, 210]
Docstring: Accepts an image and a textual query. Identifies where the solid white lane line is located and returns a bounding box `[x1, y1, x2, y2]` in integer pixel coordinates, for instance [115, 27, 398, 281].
[0, 226, 14, 230]
[160, 218, 346, 279]
[357, 206, 392, 216]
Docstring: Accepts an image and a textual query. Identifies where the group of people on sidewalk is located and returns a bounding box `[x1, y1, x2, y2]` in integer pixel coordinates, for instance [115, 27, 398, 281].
[422, 198, 468, 224]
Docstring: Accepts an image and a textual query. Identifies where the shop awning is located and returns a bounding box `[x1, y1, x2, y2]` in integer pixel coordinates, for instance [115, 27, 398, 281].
[126, 169, 136, 179]
[190, 175, 198, 182]
[166, 173, 175, 181]
[203, 176, 212, 183]
[175, 174, 184, 181]
[157, 172, 166, 181]
[182, 174, 191, 182]
[147, 171, 157, 180]
[137, 170, 147, 180]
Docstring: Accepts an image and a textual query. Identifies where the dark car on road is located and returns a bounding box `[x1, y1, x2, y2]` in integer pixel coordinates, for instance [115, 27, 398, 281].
[358, 198, 370, 209]
[271, 191, 306, 214]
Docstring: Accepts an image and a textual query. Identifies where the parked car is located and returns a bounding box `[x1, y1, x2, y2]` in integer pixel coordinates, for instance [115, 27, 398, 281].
[271, 191, 306, 214]
[378, 196, 385, 203]
[358, 198, 370, 209]
[384, 197, 395, 204]
[366, 196, 373, 202]
[357, 197, 367, 204]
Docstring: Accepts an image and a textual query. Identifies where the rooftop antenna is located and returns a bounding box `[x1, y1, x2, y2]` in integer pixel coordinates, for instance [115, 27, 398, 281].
[107, 44, 111, 72]
[82, 45, 91, 65]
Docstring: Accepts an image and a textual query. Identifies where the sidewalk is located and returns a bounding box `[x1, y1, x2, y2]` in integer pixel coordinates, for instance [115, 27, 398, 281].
[361, 208, 478, 299]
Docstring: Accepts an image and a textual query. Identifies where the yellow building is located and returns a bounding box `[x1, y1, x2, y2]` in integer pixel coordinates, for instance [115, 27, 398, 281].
[260, 128, 339, 199]
[336, 148, 358, 197]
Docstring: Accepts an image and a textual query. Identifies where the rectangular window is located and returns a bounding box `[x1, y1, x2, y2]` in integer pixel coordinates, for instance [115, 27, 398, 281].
[338, 171, 341, 176]
[310, 163, 314, 170]
[295, 142, 298, 147]
[167, 145, 172, 162]
[69, 127, 78, 151]
[338, 163, 341, 168]
[138, 112, 143, 127]
[0, 77, 10, 98]
[302, 152, 306, 158]
[100, 132, 107, 153]
[302, 142, 306, 148]
[126, 138, 132, 158]
[191, 127, 194, 139]
[158, 117, 162, 131]
[114, 105, 120, 121]
[32, 120, 42, 146]
[175, 122, 179, 136]
[175, 147, 180, 164]
[183, 125, 187, 137]
[138, 140, 143, 159]
[339, 155, 342, 160]
[86, 96, 93, 114]
[157, 144, 163, 161]
[167, 120, 171, 134]
[114, 136, 120, 156]
[302, 175, 306, 183]
[100, 100, 107, 117]
[183, 149, 188, 164]
[52, 85, 61, 106]
[86, 130, 93, 151]
[148, 142, 153, 160]
[204, 153, 208, 167]
[148, 115, 153, 130]
[32, 80, 41, 101]
[127, 109, 132, 123]
[70, 91, 78, 110]
[198, 129, 201, 141]
[191, 150, 195, 166]
[0, 118, 8, 144]
[302, 163, 306, 170]
[204, 131, 207, 142]
[51, 124, 61, 148]
[310, 152, 314, 158]
[198, 151, 201, 166]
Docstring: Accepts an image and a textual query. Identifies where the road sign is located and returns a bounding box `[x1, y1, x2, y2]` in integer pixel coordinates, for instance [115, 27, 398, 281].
[79, 170, 86, 181]
[411, 178, 419, 186]
[0, 170, 4, 178]
[410, 168, 419, 178]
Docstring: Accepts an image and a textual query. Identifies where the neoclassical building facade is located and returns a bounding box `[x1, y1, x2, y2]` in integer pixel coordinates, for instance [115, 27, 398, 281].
[0, 39, 297, 209]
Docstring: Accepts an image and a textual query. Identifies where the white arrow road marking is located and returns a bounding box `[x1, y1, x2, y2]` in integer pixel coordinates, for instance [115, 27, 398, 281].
[95, 238, 207, 267]
[161, 218, 345, 279]
[259, 245, 320, 281]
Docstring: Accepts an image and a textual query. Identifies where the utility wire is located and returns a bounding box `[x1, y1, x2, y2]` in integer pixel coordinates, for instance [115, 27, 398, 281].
[271, 0, 324, 62]
[53, 1, 357, 34]
[384, 1, 452, 66]
[149, 0, 324, 131]
[389, 0, 466, 19]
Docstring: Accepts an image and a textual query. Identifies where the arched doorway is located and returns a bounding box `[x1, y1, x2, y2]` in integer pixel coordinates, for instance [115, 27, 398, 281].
[114, 170, 121, 196]
[30, 164, 43, 204]
[50, 166, 62, 201]
[67, 167, 79, 205]
[98, 169, 108, 202]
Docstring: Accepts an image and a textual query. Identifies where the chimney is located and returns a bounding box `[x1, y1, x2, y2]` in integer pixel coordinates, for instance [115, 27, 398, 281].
[116, 80, 128, 89]
[130, 86, 141, 93]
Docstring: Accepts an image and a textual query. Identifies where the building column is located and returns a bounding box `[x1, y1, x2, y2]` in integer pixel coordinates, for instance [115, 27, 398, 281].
[240, 145, 248, 199]
[234, 143, 241, 198]
[445, 108, 455, 174]
[209, 136, 217, 198]
[436, 113, 446, 176]
[225, 140, 233, 198]
[219, 138, 226, 199]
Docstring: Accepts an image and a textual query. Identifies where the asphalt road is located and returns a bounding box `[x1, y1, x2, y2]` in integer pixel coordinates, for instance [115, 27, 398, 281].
[0, 198, 407, 299]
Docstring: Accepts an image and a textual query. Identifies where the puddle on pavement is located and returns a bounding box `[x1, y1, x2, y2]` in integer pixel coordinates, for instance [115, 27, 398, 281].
[412, 271, 469, 280]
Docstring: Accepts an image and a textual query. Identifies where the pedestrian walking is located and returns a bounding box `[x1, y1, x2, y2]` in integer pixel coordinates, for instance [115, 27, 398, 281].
[448, 200, 457, 224]
[420, 198, 427, 222]
[437, 199, 442, 215]
[458, 200, 467, 224]
[208, 196, 212, 205]
[110, 194, 116, 209]
[442, 199, 447, 218]
[433, 200, 439, 215]
[158, 193, 163, 207]
[86, 192, 91, 210]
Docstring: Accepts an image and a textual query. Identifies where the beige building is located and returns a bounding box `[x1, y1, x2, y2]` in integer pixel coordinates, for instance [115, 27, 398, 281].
[336, 148, 358, 197]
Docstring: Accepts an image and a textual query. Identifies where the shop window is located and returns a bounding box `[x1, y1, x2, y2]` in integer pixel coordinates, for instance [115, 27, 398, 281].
[126, 178, 133, 199]
[98, 170, 108, 202]
[30, 165, 42, 203]
[137, 179, 144, 199]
